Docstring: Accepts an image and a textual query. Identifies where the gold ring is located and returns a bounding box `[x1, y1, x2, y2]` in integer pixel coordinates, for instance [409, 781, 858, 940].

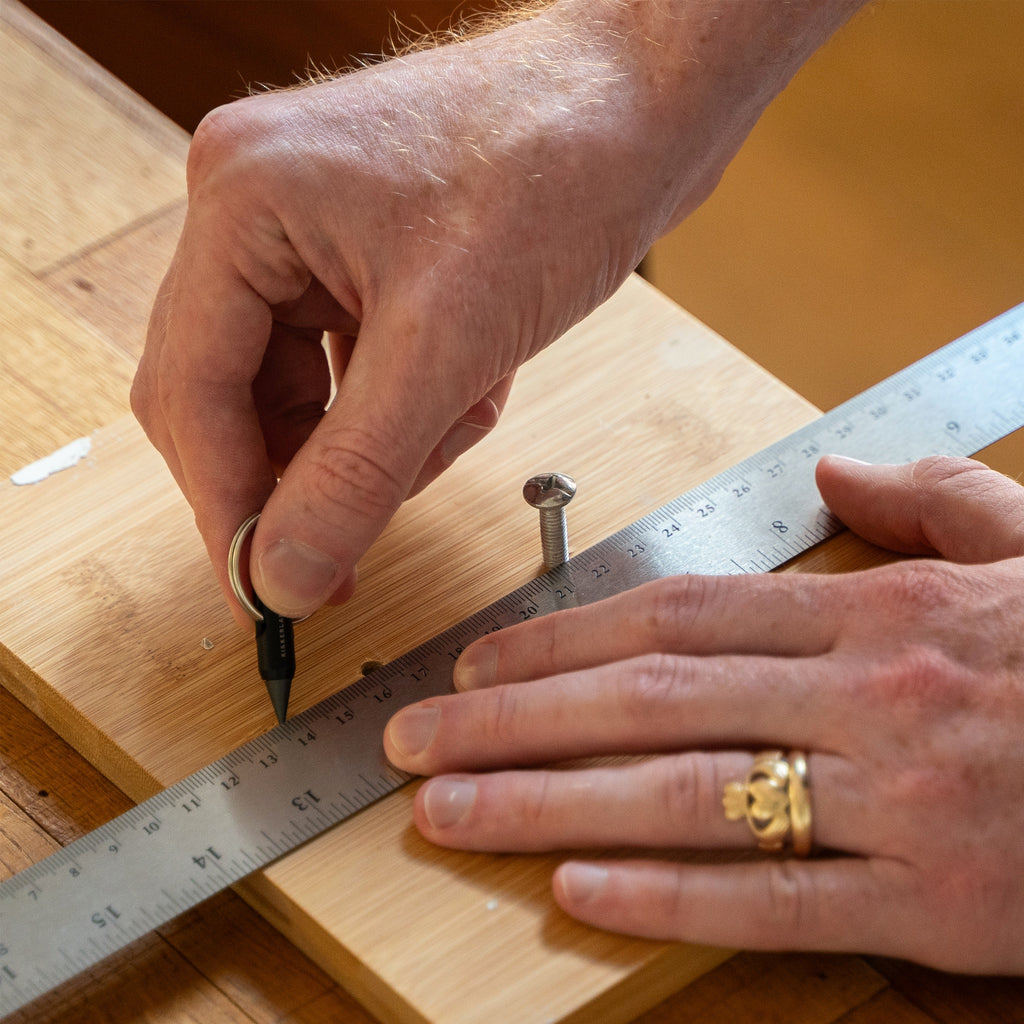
[722, 750, 813, 856]
[788, 750, 812, 857]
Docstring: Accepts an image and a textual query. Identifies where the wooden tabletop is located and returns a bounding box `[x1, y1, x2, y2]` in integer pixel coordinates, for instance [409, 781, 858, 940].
[1, 2, 1022, 1021]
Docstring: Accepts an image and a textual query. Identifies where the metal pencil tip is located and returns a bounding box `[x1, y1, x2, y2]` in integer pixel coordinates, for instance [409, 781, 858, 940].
[264, 678, 291, 725]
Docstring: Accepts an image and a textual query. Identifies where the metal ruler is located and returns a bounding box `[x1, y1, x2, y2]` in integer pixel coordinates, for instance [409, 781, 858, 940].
[1, 304, 1023, 1016]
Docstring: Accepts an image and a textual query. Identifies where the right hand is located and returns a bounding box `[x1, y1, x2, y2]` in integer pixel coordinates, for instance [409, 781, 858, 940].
[131, 0, 864, 623]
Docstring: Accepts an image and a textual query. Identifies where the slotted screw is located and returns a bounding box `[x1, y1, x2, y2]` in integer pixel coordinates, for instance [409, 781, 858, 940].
[523, 472, 577, 568]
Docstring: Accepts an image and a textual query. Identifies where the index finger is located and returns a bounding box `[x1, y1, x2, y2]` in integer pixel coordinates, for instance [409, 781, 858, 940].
[386, 651, 844, 776]
[135, 239, 281, 620]
[453, 572, 842, 691]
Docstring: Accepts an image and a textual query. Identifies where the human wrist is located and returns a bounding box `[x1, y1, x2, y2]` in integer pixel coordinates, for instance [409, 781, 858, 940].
[541, 0, 869, 91]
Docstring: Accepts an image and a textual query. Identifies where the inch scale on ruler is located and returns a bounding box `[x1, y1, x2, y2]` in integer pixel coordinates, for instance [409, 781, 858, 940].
[1, 304, 1023, 1016]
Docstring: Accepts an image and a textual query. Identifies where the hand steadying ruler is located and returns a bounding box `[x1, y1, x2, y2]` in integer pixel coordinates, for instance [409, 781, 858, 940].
[1, 305, 1023, 1016]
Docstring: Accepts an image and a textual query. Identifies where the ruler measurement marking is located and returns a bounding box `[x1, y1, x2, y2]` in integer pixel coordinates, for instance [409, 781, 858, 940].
[2, 305, 1024, 1017]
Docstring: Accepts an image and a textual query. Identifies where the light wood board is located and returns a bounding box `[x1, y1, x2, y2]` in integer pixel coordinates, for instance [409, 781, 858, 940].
[1, 273, 828, 1023]
[0, 0, 186, 478]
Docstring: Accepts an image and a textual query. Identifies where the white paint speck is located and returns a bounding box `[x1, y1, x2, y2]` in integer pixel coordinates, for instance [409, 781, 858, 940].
[10, 437, 92, 485]
[486, 899, 498, 911]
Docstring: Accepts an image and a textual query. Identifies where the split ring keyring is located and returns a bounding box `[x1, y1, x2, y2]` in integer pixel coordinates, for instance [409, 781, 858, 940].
[228, 513, 311, 624]
[228, 513, 265, 622]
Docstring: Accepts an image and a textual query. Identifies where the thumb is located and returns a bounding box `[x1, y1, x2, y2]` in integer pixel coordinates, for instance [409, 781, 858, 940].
[250, 320, 478, 618]
[815, 454, 1024, 564]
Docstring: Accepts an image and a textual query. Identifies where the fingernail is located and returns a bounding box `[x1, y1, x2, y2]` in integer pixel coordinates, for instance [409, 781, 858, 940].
[255, 538, 339, 618]
[559, 862, 608, 906]
[825, 455, 870, 466]
[454, 641, 498, 691]
[423, 777, 476, 830]
[387, 705, 440, 758]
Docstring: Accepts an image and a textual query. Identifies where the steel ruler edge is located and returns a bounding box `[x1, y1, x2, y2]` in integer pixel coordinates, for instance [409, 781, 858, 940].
[1, 304, 1023, 1015]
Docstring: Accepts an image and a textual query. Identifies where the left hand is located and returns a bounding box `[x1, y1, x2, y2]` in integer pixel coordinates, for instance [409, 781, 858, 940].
[383, 454, 1024, 973]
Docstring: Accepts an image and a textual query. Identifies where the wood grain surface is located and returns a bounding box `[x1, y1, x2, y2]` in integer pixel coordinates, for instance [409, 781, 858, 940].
[2, 2, 1023, 1021]
[0, 282, 821, 1023]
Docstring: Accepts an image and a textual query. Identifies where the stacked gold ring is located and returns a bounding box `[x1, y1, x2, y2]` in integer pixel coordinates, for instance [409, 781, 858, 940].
[723, 749, 812, 856]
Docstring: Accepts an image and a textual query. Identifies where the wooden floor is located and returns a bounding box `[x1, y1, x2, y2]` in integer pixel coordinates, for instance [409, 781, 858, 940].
[5, 2, 1024, 1021]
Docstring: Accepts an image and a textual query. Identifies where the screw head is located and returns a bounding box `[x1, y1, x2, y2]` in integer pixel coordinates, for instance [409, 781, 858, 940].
[523, 472, 576, 509]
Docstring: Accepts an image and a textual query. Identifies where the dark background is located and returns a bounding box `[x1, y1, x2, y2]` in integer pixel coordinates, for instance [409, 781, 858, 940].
[24, 1, 498, 131]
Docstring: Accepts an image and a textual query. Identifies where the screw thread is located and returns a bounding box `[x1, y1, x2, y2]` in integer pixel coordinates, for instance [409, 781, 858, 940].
[539, 508, 569, 567]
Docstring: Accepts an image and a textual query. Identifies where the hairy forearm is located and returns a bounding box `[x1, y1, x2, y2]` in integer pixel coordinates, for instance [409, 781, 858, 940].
[539, 0, 868, 66]
[453, 0, 869, 105]
[236, 0, 872, 325]
[405, 0, 870, 231]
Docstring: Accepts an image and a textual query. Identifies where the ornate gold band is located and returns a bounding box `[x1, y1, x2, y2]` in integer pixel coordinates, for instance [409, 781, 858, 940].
[723, 749, 812, 857]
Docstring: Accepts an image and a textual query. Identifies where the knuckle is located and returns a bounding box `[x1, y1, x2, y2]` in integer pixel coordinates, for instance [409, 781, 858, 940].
[894, 862, 1002, 972]
[870, 560, 960, 617]
[879, 761, 951, 825]
[659, 754, 719, 834]
[878, 727, 985, 827]
[515, 772, 553, 830]
[861, 642, 967, 719]
[187, 102, 259, 187]
[128, 374, 152, 428]
[186, 109, 313, 302]
[644, 576, 718, 648]
[764, 861, 811, 936]
[484, 684, 525, 748]
[909, 454, 988, 492]
[662, 868, 691, 938]
[845, 561, 972, 651]
[619, 653, 687, 720]
[303, 427, 408, 525]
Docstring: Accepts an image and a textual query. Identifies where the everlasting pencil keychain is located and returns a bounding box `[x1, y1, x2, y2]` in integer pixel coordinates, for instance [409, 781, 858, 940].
[228, 512, 298, 724]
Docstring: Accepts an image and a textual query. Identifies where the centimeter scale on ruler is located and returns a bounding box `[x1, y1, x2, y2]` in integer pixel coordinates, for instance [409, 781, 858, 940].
[1, 304, 1023, 1015]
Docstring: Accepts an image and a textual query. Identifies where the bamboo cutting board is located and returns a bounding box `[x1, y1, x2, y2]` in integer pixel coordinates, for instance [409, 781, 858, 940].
[0, 275, 827, 1024]
[0, 2, 839, 1020]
